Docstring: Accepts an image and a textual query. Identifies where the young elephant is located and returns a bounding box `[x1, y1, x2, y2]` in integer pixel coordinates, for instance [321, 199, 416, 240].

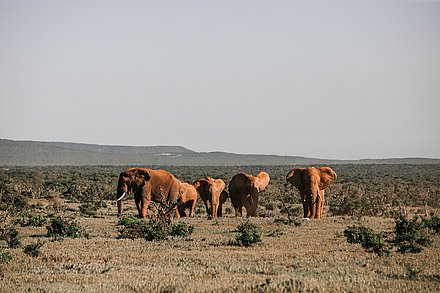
[115, 168, 181, 218]
[286, 166, 337, 220]
[228, 171, 270, 217]
[193, 177, 227, 218]
[177, 182, 198, 217]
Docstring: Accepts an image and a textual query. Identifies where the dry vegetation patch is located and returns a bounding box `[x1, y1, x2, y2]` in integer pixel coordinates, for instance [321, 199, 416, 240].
[1, 165, 440, 292]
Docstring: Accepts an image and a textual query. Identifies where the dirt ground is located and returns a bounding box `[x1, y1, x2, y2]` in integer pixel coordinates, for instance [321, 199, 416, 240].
[1, 199, 439, 293]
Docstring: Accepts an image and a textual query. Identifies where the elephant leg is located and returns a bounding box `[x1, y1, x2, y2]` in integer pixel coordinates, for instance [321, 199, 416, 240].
[308, 196, 317, 219]
[205, 201, 212, 216]
[317, 190, 325, 219]
[140, 192, 151, 219]
[250, 195, 259, 217]
[174, 207, 181, 218]
[135, 197, 141, 216]
[302, 203, 309, 219]
[300, 191, 309, 218]
[177, 205, 186, 217]
[217, 202, 223, 217]
[212, 203, 219, 218]
[189, 200, 196, 217]
[310, 198, 320, 219]
[243, 202, 253, 218]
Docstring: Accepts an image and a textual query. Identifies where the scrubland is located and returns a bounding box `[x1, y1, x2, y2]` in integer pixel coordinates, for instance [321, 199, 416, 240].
[1, 165, 439, 292]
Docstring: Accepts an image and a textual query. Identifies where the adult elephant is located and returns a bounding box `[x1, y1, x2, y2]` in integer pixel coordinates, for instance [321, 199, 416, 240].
[228, 171, 270, 217]
[177, 182, 198, 217]
[286, 166, 337, 220]
[193, 177, 227, 218]
[115, 168, 181, 218]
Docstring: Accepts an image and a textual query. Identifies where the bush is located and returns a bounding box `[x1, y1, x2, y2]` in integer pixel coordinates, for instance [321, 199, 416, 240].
[421, 213, 440, 234]
[344, 213, 440, 255]
[393, 215, 432, 253]
[170, 222, 195, 238]
[229, 221, 262, 247]
[141, 219, 171, 241]
[117, 216, 141, 227]
[0, 226, 21, 248]
[24, 241, 43, 257]
[118, 219, 194, 241]
[79, 199, 107, 217]
[344, 226, 390, 256]
[0, 193, 28, 212]
[0, 247, 12, 263]
[18, 214, 47, 227]
[46, 217, 87, 239]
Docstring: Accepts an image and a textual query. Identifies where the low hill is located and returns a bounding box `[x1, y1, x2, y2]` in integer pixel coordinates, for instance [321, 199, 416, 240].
[0, 139, 439, 166]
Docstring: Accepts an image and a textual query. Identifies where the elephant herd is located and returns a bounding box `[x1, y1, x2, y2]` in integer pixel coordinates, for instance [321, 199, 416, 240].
[116, 166, 337, 220]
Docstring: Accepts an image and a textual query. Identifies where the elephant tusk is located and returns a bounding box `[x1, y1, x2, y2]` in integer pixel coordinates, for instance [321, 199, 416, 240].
[116, 192, 127, 202]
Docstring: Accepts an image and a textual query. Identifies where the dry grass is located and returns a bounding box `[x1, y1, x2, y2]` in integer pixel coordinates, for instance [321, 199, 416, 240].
[1, 199, 439, 293]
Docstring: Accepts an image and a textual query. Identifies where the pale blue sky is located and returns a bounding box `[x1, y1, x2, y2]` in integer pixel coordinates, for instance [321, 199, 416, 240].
[1, 0, 439, 159]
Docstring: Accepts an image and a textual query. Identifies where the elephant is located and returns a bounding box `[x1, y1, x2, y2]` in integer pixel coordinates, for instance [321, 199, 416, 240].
[115, 168, 181, 218]
[228, 171, 270, 217]
[193, 177, 227, 218]
[177, 182, 198, 217]
[286, 166, 337, 220]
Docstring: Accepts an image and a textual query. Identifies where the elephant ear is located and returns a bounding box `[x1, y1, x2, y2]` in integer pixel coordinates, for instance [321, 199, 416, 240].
[286, 168, 305, 189]
[134, 168, 151, 186]
[194, 179, 208, 192]
[256, 172, 270, 191]
[318, 167, 337, 190]
[179, 182, 187, 195]
[193, 180, 201, 189]
[215, 179, 226, 191]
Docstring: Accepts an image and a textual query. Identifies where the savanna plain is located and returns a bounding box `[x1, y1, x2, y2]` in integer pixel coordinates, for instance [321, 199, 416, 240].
[1, 165, 440, 292]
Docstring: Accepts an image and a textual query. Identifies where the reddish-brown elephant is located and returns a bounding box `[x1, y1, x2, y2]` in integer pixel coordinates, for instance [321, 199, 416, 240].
[286, 166, 337, 220]
[177, 182, 198, 217]
[116, 168, 181, 218]
[193, 177, 227, 218]
[228, 171, 270, 217]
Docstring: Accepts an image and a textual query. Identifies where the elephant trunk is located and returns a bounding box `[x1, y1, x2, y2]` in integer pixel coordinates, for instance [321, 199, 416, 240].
[308, 190, 318, 219]
[117, 200, 122, 216]
[116, 192, 126, 216]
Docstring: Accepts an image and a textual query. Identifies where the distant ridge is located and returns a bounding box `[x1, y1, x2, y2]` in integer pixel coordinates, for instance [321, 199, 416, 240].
[0, 139, 439, 166]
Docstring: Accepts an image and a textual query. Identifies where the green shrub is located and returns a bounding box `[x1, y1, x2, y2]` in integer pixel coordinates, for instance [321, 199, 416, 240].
[230, 221, 262, 247]
[393, 215, 432, 253]
[266, 228, 283, 237]
[46, 217, 86, 239]
[117, 218, 194, 241]
[344, 214, 440, 256]
[141, 219, 171, 241]
[0, 247, 12, 263]
[406, 265, 422, 280]
[0, 226, 21, 248]
[79, 199, 107, 217]
[18, 214, 47, 227]
[24, 241, 43, 257]
[0, 193, 28, 212]
[421, 213, 440, 234]
[117, 220, 146, 240]
[344, 226, 390, 256]
[170, 222, 194, 238]
[117, 216, 141, 227]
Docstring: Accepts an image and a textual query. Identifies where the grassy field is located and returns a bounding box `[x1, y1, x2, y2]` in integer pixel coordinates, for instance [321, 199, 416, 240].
[1, 165, 440, 292]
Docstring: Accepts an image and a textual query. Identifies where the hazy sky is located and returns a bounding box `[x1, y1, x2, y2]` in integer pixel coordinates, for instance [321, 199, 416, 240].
[1, 0, 439, 160]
